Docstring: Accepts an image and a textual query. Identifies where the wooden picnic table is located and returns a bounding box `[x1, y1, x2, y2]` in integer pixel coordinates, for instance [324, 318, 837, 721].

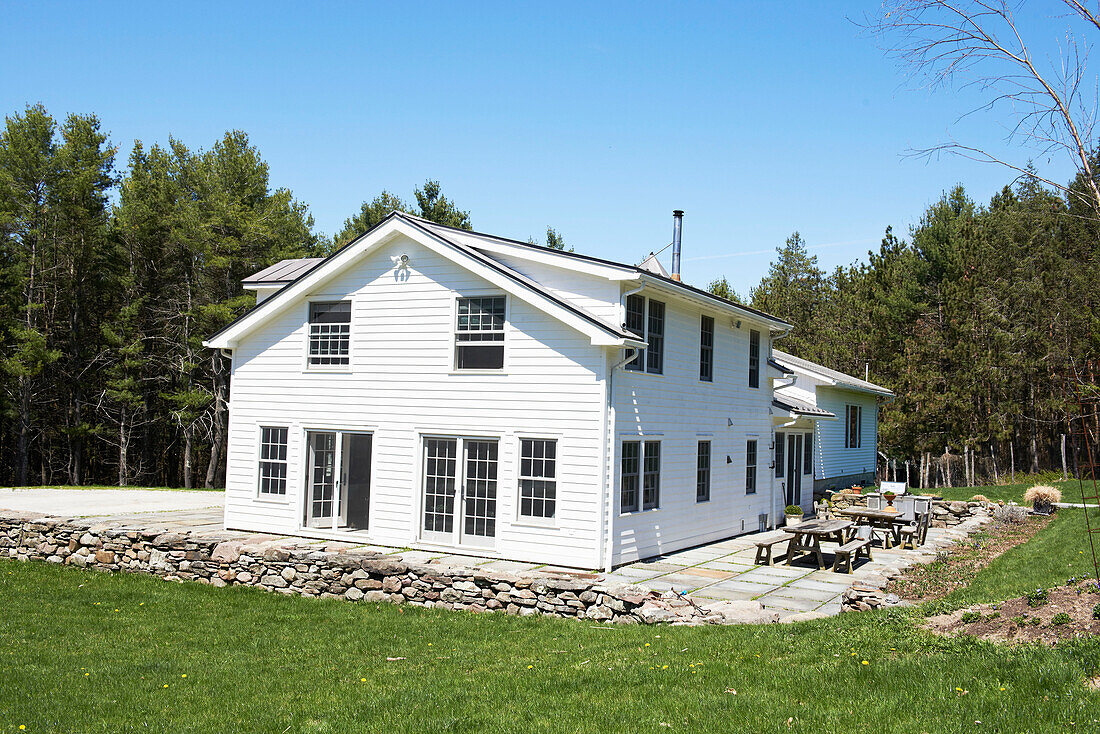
[782, 518, 854, 570]
[836, 507, 906, 547]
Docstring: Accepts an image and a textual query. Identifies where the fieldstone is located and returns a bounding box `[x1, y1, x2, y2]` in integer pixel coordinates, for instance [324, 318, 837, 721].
[381, 576, 403, 593]
[94, 549, 116, 564]
[440, 588, 463, 603]
[345, 587, 364, 601]
[584, 605, 614, 621]
[635, 602, 678, 624]
[153, 533, 187, 546]
[262, 547, 291, 562]
[362, 557, 408, 575]
[79, 533, 98, 546]
[237, 570, 253, 583]
[781, 611, 829, 624]
[702, 600, 780, 625]
[363, 590, 388, 603]
[281, 566, 296, 582]
[261, 574, 288, 589]
[452, 580, 479, 593]
[211, 541, 243, 563]
[148, 549, 171, 571]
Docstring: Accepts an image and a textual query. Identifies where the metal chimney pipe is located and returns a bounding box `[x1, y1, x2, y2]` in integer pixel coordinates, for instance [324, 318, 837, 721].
[671, 210, 683, 282]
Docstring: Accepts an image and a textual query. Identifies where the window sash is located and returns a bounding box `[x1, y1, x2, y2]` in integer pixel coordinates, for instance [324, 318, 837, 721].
[804, 434, 813, 475]
[308, 302, 350, 366]
[455, 296, 506, 370]
[748, 329, 760, 388]
[646, 301, 664, 374]
[775, 431, 785, 478]
[696, 440, 711, 502]
[519, 438, 557, 519]
[846, 405, 862, 448]
[625, 295, 645, 371]
[258, 426, 288, 495]
[642, 440, 660, 509]
[621, 441, 640, 512]
[699, 315, 714, 381]
[746, 439, 758, 494]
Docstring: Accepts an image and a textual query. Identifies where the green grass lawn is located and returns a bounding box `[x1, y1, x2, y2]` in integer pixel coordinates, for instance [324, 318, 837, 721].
[2, 512, 1100, 733]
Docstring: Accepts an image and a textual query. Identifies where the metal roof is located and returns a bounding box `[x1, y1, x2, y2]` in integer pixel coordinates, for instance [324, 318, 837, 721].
[242, 258, 325, 285]
[772, 396, 836, 419]
[771, 349, 894, 397]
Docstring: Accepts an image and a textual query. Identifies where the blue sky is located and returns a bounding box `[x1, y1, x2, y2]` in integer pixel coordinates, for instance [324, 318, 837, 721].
[0, 1, 1082, 295]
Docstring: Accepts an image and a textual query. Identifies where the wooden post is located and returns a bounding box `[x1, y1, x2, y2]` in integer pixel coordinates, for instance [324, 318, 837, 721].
[945, 447, 952, 488]
[1010, 441, 1015, 484]
[990, 443, 999, 484]
[1061, 434, 1068, 480]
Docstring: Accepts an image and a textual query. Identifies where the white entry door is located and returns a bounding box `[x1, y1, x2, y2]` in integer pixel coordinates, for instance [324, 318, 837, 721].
[421, 437, 498, 548]
[305, 430, 372, 531]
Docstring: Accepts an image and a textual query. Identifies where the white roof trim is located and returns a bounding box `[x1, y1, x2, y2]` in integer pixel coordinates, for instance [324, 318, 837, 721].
[204, 214, 636, 350]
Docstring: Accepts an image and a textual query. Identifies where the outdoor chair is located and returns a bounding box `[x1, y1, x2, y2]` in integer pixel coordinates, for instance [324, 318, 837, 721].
[833, 525, 873, 574]
[899, 497, 930, 549]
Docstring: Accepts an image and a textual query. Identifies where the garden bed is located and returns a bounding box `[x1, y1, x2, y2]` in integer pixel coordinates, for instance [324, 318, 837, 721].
[925, 579, 1100, 645]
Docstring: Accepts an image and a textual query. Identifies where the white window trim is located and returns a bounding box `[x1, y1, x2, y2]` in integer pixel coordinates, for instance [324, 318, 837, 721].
[515, 435, 559, 526]
[452, 292, 509, 373]
[257, 425, 290, 501]
[303, 299, 353, 373]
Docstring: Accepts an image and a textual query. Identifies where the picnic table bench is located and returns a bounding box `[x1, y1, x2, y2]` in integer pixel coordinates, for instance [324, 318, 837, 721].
[781, 519, 854, 570]
[754, 536, 788, 566]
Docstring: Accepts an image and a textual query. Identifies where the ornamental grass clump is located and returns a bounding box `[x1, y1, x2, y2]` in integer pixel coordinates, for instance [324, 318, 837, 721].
[970, 494, 990, 503]
[1023, 485, 1061, 514]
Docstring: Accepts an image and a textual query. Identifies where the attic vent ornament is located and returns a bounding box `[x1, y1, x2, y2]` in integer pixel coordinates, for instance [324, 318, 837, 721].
[391, 253, 410, 283]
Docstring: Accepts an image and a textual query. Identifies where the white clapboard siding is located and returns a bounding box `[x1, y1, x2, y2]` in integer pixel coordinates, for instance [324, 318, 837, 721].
[224, 233, 608, 568]
[813, 385, 879, 484]
[609, 284, 778, 565]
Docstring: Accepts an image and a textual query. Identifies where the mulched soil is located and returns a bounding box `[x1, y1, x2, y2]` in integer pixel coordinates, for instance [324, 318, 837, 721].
[925, 580, 1100, 645]
[888, 515, 1050, 602]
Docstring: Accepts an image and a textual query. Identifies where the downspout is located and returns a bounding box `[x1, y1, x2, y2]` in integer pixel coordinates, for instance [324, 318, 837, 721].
[601, 281, 646, 573]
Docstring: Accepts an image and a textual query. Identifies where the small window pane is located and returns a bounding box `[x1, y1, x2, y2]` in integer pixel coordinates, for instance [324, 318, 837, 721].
[696, 441, 711, 502]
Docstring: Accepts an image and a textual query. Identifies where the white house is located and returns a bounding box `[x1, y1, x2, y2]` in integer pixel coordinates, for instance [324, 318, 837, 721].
[771, 350, 893, 499]
[203, 210, 867, 571]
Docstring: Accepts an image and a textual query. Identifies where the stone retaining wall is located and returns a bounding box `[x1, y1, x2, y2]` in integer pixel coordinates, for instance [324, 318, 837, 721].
[0, 512, 779, 627]
[826, 492, 991, 528]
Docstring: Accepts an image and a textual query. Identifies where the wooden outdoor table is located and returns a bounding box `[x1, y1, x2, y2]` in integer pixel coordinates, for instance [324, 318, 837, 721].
[836, 507, 906, 548]
[782, 519, 854, 570]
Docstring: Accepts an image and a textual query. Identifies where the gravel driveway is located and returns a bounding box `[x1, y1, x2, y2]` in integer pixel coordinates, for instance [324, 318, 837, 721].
[0, 487, 224, 517]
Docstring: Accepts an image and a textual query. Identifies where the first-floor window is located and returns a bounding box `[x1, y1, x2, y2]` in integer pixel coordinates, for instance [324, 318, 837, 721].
[258, 426, 288, 495]
[804, 434, 813, 476]
[621, 440, 661, 512]
[696, 441, 711, 502]
[519, 438, 557, 519]
[746, 439, 758, 494]
[845, 405, 862, 448]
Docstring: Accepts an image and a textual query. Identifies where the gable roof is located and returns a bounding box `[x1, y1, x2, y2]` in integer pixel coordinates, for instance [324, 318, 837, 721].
[402, 213, 792, 330]
[204, 212, 641, 350]
[771, 349, 894, 397]
[242, 258, 324, 286]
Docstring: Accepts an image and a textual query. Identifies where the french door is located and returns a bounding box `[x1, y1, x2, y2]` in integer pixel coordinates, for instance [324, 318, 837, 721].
[305, 430, 372, 531]
[421, 437, 498, 548]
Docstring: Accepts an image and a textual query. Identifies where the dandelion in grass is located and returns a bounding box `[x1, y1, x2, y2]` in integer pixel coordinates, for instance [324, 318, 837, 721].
[360, 678, 366, 682]
[527, 665, 533, 669]
[861, 660, 869, 665]
[163, 684, 169, 689]
[180, 674, 187, 678]
[645, 643, 650, 647]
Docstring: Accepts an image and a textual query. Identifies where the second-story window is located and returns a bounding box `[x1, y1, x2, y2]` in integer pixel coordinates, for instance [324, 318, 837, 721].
[308, 301, 351, 367]
[624, 294, 665, 375]
[455, 296, 506, 370]
[748, 329, 760, 388]
[700, 315, 714, 381]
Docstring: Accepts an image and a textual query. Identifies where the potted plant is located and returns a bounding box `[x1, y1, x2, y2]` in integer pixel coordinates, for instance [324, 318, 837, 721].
[1023, 485, 1061, 515]
[784, 505, 804, 527]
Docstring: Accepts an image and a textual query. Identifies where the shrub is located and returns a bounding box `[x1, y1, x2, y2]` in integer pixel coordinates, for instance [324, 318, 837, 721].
[960, 611, 981, 623]
[1024, 485, 1061, 513]
[1030, 617, 1041, 626]
[1093, 603, 1100, 620]
[1026, 588, 1049, 608]
[1051, 612, 1071, 625]
[992, 505, 1028, 524]
[1011, 615, 1027, 626]
[784, 505, 804, 516]
[970, 494, 990, 503]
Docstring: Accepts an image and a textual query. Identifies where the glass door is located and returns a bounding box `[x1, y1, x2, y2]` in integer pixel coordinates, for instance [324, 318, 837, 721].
[786, 434, 803, 506]
[421, 437, 498, 548]
[306, 432, 337, 528]
[305, 430, 372, 532]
